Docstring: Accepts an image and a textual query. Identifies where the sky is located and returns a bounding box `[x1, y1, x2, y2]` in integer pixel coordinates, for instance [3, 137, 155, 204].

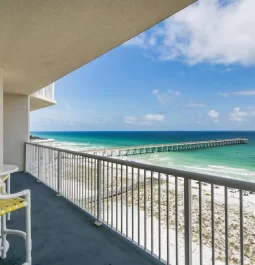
[31, 0, 255, 131]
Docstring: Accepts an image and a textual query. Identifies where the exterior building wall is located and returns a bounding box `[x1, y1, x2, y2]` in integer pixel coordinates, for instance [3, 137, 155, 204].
[3, 93, 30, 171]
[0, 70, 3, 170]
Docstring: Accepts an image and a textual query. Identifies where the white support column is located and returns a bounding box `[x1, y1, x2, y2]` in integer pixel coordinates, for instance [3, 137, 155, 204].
[0, 70, 3, 171]
[3, 94, 30, 171]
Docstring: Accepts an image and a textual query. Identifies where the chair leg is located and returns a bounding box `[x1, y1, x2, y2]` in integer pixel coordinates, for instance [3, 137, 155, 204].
[24, 194, 32, 265]
[7, 174, 11, 220]
[0, 216, 1, 257]
[1, 214, 7, 259]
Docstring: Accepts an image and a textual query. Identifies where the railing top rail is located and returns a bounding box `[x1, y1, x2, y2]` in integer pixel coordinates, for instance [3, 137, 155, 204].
[26, 141, 255, 192]
[32, 83, 55, 100]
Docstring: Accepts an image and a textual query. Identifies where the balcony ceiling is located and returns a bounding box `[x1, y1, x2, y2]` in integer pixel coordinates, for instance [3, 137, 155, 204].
[30, 94, 56, 111]
[0, 0, 195, 95]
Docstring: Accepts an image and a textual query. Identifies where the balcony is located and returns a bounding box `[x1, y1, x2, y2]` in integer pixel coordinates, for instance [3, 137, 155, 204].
[30, 83, 56, 111]
[21, 142, 255, 264]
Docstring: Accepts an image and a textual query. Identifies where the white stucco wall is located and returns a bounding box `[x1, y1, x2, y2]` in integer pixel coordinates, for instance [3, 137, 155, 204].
[0, 70, 3, 170]
[3, 93, 29, 171]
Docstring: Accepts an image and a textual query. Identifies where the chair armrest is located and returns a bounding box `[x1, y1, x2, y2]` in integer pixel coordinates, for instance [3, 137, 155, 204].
[0, 189, 30, 199]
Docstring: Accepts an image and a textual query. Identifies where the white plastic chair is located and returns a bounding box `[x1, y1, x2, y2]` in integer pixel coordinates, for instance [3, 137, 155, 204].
[0, 174, 11, 220]
[0, 182, 32, 265]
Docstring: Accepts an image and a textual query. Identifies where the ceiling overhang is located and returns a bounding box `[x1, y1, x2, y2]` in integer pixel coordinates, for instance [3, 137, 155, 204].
[0, 0, 196, 95]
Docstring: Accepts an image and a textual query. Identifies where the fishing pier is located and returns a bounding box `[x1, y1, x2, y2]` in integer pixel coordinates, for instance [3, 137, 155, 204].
[88, 138, 248, 157]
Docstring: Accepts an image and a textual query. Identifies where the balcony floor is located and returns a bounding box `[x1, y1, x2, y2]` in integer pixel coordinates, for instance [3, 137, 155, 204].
[4, 172, 159, 265]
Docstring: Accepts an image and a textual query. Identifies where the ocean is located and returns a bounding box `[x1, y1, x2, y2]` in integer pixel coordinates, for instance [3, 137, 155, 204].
[31, 131, 255, 181]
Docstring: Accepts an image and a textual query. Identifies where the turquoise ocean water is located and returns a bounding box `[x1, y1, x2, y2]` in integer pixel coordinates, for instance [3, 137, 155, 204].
[31, 131, 255, 181]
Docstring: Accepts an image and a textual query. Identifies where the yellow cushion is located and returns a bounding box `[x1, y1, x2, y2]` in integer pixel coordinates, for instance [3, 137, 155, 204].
[0, 198, 26, 216]
[0, 175, 9, 182]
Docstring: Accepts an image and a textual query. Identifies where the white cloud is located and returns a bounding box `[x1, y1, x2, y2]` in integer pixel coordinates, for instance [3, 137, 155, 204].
[218, 90, 255, 97]
[144, 114, 164, 122]
[124, 116, 137, 124]
[124, 115, 157, 125]
[229, 107, 255, 122]
[153, 89, 180, 105]
[168, 89, 180, 96]
[138, 121, 151, 125]
[124, 0, 255, 66]
[185, 102, 205, 108]
[233, 90, 255, 96]
[221, 68, 233, 73]
[123, 33, 147, 48]
[208, 110, 219, 122]
[124, 113, 164, 124]
[218, 92, 229, 97]
[152, 89, 168, 105]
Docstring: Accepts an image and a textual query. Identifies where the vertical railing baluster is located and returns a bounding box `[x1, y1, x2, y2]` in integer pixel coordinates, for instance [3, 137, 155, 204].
[107, 162, 109, 225]
[62, 152, 64, 196]
[138, 168, 140, 245]
[225, 187, 229, 265]
[66, 153, 69, 199]
[166, 174, 170, 265]
[57, 151, 62, 196]
[37, 146, 41, 182]
[43, 148, 46, 183]
[158, 172, 161, 260]
[90, 158, 93, 214]
[199, 182, 203, 265]
[82, 156, 85, 209]
[64, 152, 67, 197]
[53, 150, 55, 189]
[72, 154, 75, 202]
[132, 167, 134, 241]
[75, 155, 77, 203]
[121, 164, 123, 234]
[47, 148, 50, 187]
[95, 159, 102, 226]
[240, 189, 244, 265]
[72, 154, 74, 202]
[94, 158, 97, 216]
[79, 156, 82, 207]
[54, 150, 57, 190]
[211, 184, 215, 265]
[88, 158, 90, 213]
[67, 153, 69, 197]
[111, 163, 113, 228]
[151, 171, 154, 255]
[31, 145, 34, 175]
[77, 155, 79, 206]
[116, 163, 118, 231]
[103, 161, 105, 223]
[85, 157, 87, 210]
[126, 166, 129, 238]
[25, 143, 28, 172]
[70, 153, 72, 199]
[144, 169, 147, 250]
[184, 178, 192, 265]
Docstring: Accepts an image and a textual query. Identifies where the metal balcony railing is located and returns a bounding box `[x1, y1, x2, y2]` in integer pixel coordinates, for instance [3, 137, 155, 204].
[25, 142, 255, 265]
[32, 83, 55, 100]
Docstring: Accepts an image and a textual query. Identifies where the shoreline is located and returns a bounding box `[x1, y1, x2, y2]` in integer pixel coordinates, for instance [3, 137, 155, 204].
[51, 139, 255, 182]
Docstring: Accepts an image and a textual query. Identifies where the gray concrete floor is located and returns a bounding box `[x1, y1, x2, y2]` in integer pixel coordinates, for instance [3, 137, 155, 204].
[1, 172, 160, 265]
